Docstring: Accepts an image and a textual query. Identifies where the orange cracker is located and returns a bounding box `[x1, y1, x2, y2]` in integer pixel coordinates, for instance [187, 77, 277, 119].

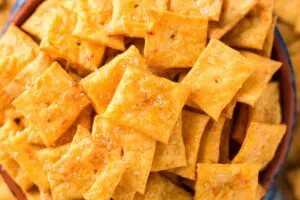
[262, 17, 277, 58]
[112, 186, 136, 200]
[107, 0, 168, 37]
[103, 66, 190, 144]
[12, 62, 90, 147]
[222, 0, 274, 50]
[232, 122, 287, 170]
[274, 0, 300, 25]
[198, 117, 226, 164]
[144, 9, 208, 68]
[222, 95, 238, 119]
[93, 116, 156, 194]
[195, 163, 260, 200]
[151, 113, 186, 171]
[182, 39, 254, 120]
[170, 0, 223, 21]
[237, 52, 281, 106]
[208, 0, 258, 39]
[171, 110, 210, 180]
[81, 46, 145, 114]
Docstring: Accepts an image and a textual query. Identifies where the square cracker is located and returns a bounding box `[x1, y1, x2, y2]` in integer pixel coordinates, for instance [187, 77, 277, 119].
[93, 116, 156, 194]
[151, 113, 186, 171]
[208, 0, 258, 39]
[195, 163, 260, 200]
[182, 39, 254, 120]
[232, 122, 287, 170]
[107, 0, 168, 38]
[40, 6, 105, 75]
[144, 9, 208, 68]
[81, 46, 145, 114]
[144, 11, 207, 69]
[12, 62, 90, 147]
[261, 16, 277, 58]
[222, 0, 274, 50]
[103, 66, 190, 144]
[84, 157, 127, 200]
[274, 0, 300, 25]
[137, 173, 193, 200]
[3, 128, 49, 191]
[237, 52, 281, 106]
[73, 13, 125, 51]
[198, 117, 226, 164]
[170, 110, 210, 180]
[112, 186, 136, 200]
[169, 0, 223, 21]
[250, 82, 282, 125]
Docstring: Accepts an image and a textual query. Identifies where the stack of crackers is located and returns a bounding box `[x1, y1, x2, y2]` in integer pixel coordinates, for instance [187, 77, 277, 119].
[0, 0, 287, 199]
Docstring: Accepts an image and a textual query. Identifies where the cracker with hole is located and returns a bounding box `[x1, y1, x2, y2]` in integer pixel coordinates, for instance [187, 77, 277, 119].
[152, 113, 186, 172]
[169, 0, 223, 21]
[195, 164, 260, 200]
[170, 110, 210, 180]
[198, 117, 226, 164]
[103, 66, 190, 144]
[208, 0, 258, 39]
[181, 39, 254, 120]
[12, 62, 90, 147]
[232, 122, 287, 169]
[144, 9, 208, 68]
[40, 6, 105, 75]
[81, 46, 145, 114]
[107, 0, 168, 37]
[236, 52, 281, 106]
[93, 116, 156, 194]
[223, 0, 273, 50]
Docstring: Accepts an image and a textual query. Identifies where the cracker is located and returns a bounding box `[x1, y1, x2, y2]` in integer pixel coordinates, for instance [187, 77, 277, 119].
[170, 0, 223, 21]
[195, 164, 260, 200]
[220, 119, 232, 164]
[262, 17, 277, 58]
[144, 9, 208, 68]
[152, 113, 186, 171]
[182, 39, 254, 120]
[81, 46, 145, 114]
[0, 176, 16, 200]
[231, 104, 249, 144]
[208, 0, 258, 39]
[223, 0, 274, 50]
[107, 0, 168, 37]
[171, 110, 210, 180]
[112, 186, 136, 200]
[73, 13, 125, 50]
[256, 184, 266, 200]
[103, 66, 190, 144]
[93, 116, 156, 194]
[198, 117, 226, 164]
[288, 40, 300, 56]
[237, 52, 281, 106]
[277, 22, 298, 45]
[222, 95, 238, 119]
[232, 122, 287, 169]
[287, 168, 300, 200]
[12, 62, 90, 147]
[40, 6, 105, 75]
[274, 0, 300, 25]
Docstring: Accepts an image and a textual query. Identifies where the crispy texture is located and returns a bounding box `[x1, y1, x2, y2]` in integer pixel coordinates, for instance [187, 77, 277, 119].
[73, 13, 125, 50]
[81, 46, 145, 114]
[144, 9, 208, 68]
[93, 116, 156, 194]
[231, 104, 249, 144]
[40, 6, 105, 75]
[107, 0, 168, 37]
[182, 39, 254, 120]
[84, 158, 127, 200]
[104, 66, 190, 144]
[12, 62, 90, 147]
[136, 173, 193, 200]
[171, 111, 210, 180]
[3, 128, 48, 191]
[195, 164, 260, 200]
[262, 17, 277, 58]
[277, 22, 298, 45]
[250, 82, 282, 124]
[152, 114, 186, 171]
[208, 0, 258, 39]
[274, 0, 300, 25]
[112, 186, 136, 200]
[287, 168, 300, 200]
[237, 52, 281, 106]
[198, 117, 226, 164]
[170, 0, 223, 21]
[232, 122, 287, 169]
[223, 0, 274, 50]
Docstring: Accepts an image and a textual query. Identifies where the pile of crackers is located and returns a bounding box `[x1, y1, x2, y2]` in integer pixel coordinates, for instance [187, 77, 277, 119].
[0, 0, 287, 199]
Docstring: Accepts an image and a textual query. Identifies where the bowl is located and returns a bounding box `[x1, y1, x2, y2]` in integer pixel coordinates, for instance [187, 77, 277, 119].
[0, 0, 297, 199]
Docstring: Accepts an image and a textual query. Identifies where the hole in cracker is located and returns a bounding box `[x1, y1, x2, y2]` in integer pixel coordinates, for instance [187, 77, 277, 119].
[76, 42, 81, 46]
[170, 33, 176, 40]
[134, 4, 139, 8]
